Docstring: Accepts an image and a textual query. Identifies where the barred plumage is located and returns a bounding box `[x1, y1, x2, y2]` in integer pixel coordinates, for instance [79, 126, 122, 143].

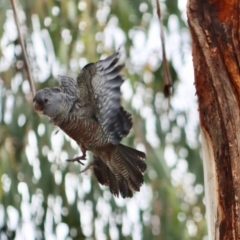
[33, 51, 147, 198]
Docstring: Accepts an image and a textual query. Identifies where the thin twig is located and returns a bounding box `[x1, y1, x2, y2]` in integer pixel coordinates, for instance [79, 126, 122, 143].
[156, 0, 172, 105]
[10, 0, 36, 97]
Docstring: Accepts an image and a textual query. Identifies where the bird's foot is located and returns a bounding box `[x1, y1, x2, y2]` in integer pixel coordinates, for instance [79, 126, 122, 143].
[80, 162, 93, 173]
[66, 154, 86, 165]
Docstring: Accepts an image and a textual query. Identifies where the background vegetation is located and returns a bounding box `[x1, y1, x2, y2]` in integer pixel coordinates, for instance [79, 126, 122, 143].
[0, 0, 207, 239]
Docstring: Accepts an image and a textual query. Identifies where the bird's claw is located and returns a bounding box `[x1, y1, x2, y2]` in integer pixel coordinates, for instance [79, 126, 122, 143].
[80, 162, 93, 173]
[66, 155, 86, 165]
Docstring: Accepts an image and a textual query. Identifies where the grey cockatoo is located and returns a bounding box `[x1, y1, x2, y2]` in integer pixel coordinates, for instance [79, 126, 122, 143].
[33, 51, 147, 198]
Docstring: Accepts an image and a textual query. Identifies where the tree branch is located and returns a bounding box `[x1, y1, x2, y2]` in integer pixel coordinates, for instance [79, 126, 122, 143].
[10, 0, 36, 97]
[156, 0, 172, 101]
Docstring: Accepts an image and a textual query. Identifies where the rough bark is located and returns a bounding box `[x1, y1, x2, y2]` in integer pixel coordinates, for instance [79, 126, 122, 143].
[187, 0, 240, 239]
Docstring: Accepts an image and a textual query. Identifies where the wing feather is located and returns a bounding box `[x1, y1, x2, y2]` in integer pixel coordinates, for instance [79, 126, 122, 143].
[58, 75, 78, 96]
[77, 51, 133, 144]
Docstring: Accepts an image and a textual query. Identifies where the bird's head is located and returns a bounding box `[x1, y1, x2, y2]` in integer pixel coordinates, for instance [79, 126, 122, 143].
[33, 87, 77, 120]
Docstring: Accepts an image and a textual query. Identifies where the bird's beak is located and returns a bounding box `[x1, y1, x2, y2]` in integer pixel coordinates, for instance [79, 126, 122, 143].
[33, 94, 44, 113]
[33, 101, 43, 113]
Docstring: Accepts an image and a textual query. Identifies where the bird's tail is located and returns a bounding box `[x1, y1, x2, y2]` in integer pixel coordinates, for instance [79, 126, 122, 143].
[93, 144, 146, 198]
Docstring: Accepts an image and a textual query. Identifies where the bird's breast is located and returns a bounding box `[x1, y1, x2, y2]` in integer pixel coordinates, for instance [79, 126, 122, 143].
[59, 116, 105, 150]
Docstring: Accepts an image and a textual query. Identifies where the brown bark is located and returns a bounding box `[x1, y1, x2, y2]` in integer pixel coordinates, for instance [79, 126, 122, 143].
[187, 0, 240, 239]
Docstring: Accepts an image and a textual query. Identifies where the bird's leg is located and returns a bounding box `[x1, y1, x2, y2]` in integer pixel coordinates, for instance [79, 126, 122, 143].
[66, 146, 87, 165]
[80, 162, 94, 173]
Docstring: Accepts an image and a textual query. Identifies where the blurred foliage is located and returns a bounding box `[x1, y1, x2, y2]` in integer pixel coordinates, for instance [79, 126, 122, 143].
[0, 0, 207, 239]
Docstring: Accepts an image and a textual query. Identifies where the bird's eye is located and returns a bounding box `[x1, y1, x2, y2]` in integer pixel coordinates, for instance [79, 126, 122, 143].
[44, 99, 48, 103]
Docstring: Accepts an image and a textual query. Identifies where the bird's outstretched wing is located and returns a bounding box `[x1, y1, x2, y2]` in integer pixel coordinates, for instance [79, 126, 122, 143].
[77, 51, 133, 145]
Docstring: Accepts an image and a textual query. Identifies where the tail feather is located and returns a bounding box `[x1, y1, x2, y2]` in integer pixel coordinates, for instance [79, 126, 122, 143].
[118, 144, 147, 172]
[107, 158, 141, 192]
[92, 155, 108, 185]
[93, 156, 119, 196]
[93, 156, 133, 198]
[112, 144, 146, 192]
[109, 154, 143, 192]
[107, 144, 146, 194]
[119, 179, 133, 198]
[92, 144, 146, 198]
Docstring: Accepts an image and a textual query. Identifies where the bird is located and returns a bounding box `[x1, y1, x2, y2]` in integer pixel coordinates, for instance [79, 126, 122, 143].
[33, 51, 147, 198]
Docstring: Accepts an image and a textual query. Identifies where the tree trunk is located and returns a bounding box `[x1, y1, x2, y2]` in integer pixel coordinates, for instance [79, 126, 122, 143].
[187, 0, 240, 239]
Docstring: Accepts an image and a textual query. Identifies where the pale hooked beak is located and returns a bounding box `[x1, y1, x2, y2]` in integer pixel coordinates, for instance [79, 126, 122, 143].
[33, 92, 48, 113]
